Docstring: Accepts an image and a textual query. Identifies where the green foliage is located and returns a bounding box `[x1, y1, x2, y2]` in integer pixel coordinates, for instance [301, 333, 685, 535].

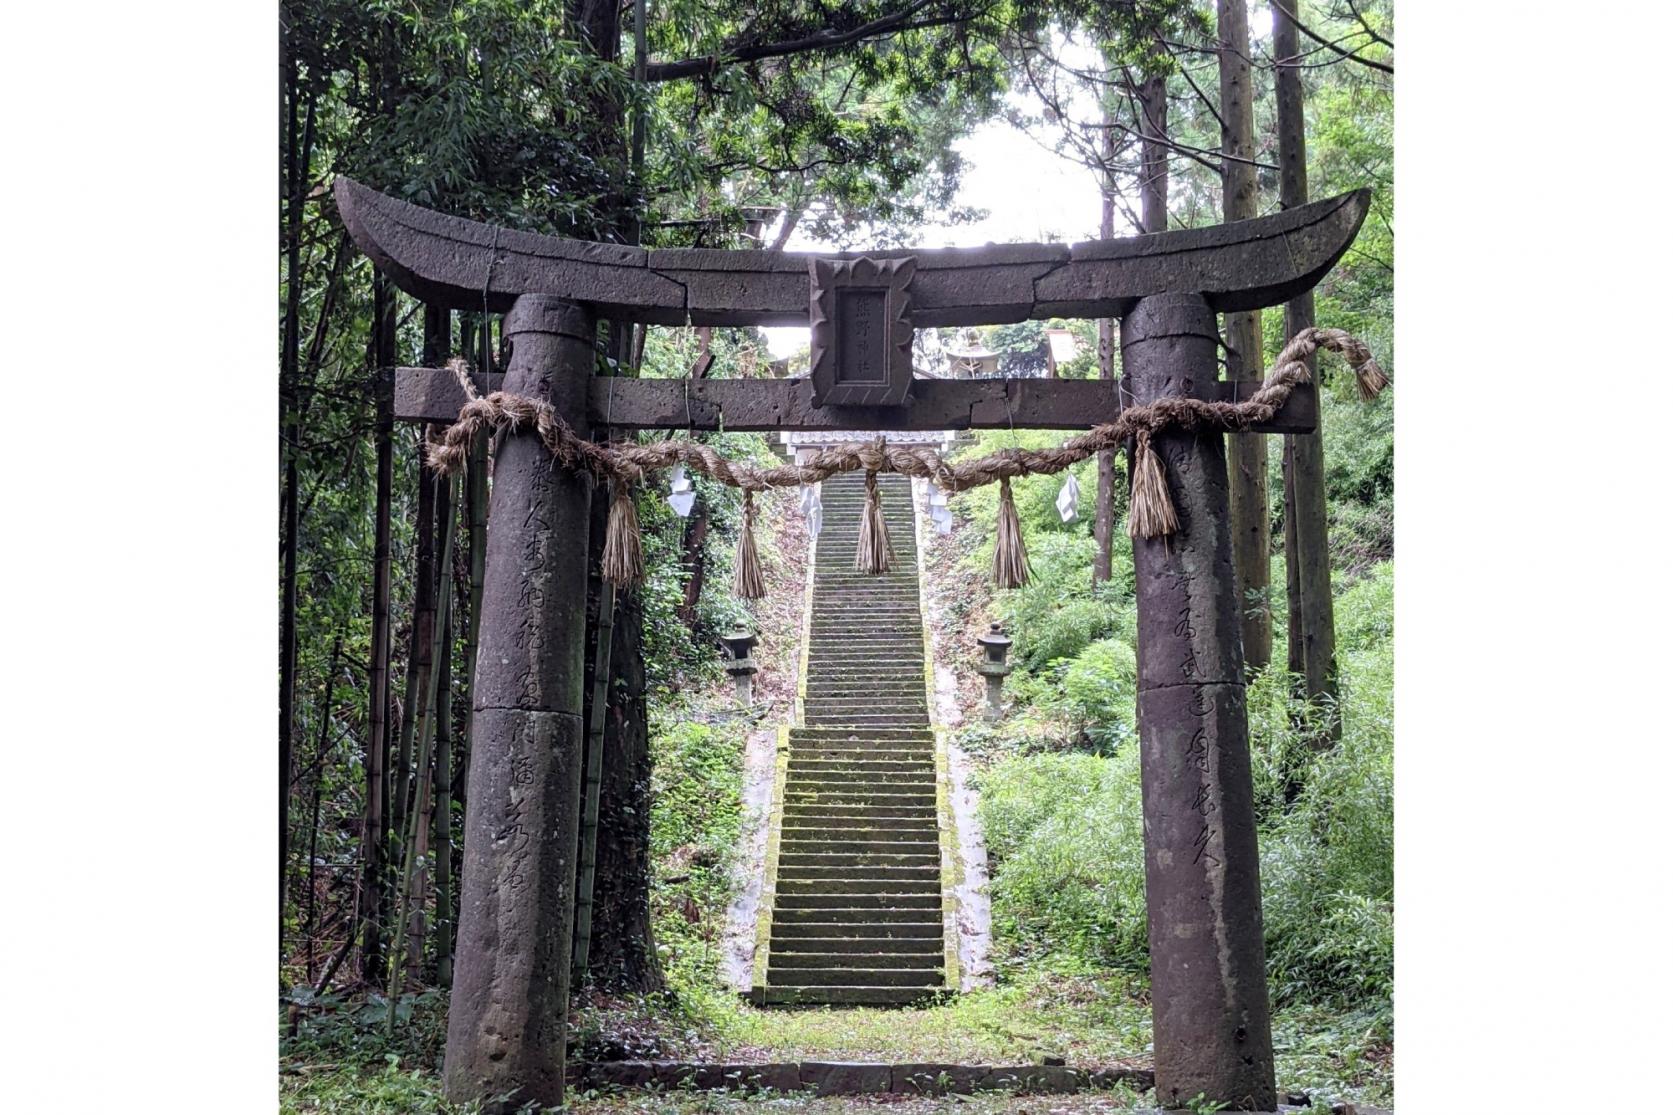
[281, 987, 451, 1071]
[977, 568, 1395, 1015]
[979, 749, 1149, 970]
[280, 1058, 474, 1114]
[649, 716, 747, 989]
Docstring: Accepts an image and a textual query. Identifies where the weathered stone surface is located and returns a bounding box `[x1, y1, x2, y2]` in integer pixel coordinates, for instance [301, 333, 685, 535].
[891, 1063, 986, 1094]
[335, 177, 685, 322]
[808, 256, 916, 408]
[1091, 1066, 1156, 1091]
[394, 367, 1317, 435]
[1123, 292, 1275, 1113]
[1036, 191, 1369, 317]
[801, 1061, 894, 1095]
[441, 297, 596, 1114]
[337, 175, 1367, 325]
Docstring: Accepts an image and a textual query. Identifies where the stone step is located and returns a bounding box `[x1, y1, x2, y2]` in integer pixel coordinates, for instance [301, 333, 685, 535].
[800, 700, 928, 709]
[776, 866, 940, 885]
[806, 632, 922, 643]
[803, 663, 924, 674]
[782, 813, 943, 830]
[785, 773, 935, 792]
[808, 588, 920, 597]
[767, 967, 943, 988]
[806, 642, 924, 652]
[806, 638, 920, 646]
[789, 719, 936, 736]
[775, 877, 942, 896]
[803, 716, 930, 729]
[808, 617, 922, 627]
[769, 949, 944, 969]
[756, 985, 940, 1006]
[788, 756, 933, 772]
[804, 659, 924, 670]
[798, 673, 929, 687]
[802, 682, 925, 697]
[777, 850, 941, 869]
[785, 741, 933, 756]
[779, 833, 943, 850]
[780, 825, 939, 842]
[810, 574, 920, 583]
[783, 785, 934, 801]
[783, 808, 937, 825]
[785, 761, 934, 774]
[799, 699, 926, 712]
[785, 745, 935, 758]
[771, 896, 942, 915]
[767, 940, 942, 961]
[780, 820, 938, 840]
[769, 920, 943, 940]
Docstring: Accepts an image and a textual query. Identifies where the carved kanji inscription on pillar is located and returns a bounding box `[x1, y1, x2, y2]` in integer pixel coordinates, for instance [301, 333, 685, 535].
[808, 255, 915, 408]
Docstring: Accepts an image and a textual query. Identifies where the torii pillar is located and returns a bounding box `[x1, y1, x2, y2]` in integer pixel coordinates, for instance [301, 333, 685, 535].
[1124, 292, 1275, 1111]
[443, 295, 595, 1112]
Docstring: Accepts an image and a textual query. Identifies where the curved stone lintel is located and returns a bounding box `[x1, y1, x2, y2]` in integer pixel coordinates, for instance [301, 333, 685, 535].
[335, 176, 1369, 326]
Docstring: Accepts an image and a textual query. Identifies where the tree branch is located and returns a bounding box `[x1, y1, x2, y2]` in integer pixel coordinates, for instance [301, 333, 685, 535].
[643, 1, 974, 82]
[1270, 0, 1393, 75]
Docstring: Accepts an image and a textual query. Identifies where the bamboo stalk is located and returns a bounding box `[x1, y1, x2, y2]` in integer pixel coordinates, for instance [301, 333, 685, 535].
[571, 575, 617, 988]
[433, 600, 454, 987]
[304, 638, 343, 981]
[387, 469, 458, 1034]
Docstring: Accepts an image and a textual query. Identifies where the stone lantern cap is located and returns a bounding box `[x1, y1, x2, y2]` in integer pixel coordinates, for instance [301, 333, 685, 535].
[721, 628, 759, 674]
[720, 627, 759, 663]
[975, 622, 1013, 673]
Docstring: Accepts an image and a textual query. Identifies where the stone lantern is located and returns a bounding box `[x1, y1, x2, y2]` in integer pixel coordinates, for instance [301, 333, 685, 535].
[719, 627, 759, 705]
[975, 622, 1013, 719]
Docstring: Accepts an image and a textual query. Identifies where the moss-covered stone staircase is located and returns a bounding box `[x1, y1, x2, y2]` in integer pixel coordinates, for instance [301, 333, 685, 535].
[755, 470, 949, 1007]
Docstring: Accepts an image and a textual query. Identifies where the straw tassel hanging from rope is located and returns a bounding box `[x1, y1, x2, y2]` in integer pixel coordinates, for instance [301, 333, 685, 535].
[1127, 431, 1179, 540]
[854, 470, 893, 574]
[733, 488, 766, 599]
[992, 476, 1031, 589]
[601, 479, 645, 588]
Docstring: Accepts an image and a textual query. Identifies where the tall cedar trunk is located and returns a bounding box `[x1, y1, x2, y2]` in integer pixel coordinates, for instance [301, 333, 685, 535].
[1275, 1, 1341, 753]
[1138, 75, 1168, 234]
[677, 327, 713, 627]
[588, 584, 663, 991]
[1092, 96, 1118, 583]
[460, 313, 491, 812]
[1218, 0, 1272, 674]
[571, 0, 661, 996]
[359, 272, 396, 984]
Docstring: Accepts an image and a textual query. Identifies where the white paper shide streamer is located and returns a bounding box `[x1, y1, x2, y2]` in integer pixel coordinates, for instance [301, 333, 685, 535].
[928, 486, 954, 535]
[1056, 472, 1080, 523]
[667, 464, 696, 517]
[799, 482, 823, 538]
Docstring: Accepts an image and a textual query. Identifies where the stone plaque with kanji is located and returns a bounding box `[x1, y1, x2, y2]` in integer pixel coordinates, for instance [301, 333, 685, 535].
[807, 256, 916, 408]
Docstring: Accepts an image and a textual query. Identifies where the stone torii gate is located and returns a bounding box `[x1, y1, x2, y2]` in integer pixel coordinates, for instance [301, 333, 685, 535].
[335, 176, 1369, 1113]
